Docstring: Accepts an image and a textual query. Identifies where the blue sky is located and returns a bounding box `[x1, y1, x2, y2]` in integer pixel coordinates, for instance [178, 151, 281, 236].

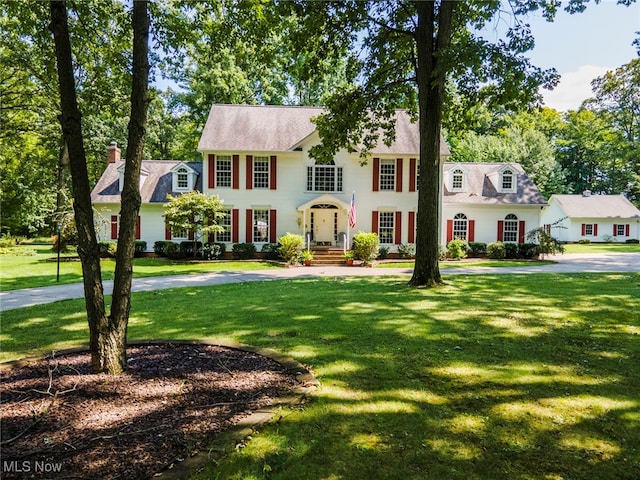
[519, 1, 639, 111]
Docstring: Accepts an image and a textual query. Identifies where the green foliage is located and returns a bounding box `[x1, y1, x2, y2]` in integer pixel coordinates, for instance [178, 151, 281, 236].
[397, 243, 416, 259]
[232, 243, 257, 260]
[99, 241, 118, 258]
[518, 243, 540, 259]
[260, 243, 281, 261]
[487, 241, 506, 259]
[203, 242, 226, 260]
[352, 232, 379, 265]
[446, 239, 470, 260]
[626, 238, 639, 244]
[153, 241, 175, 257]
[527, 225, 565, 258]
[377, 246, 389, 260]
[299, 249, 314, 263]
[134, 241, 147, 257]
[277, 233, 304, 264]
[468, 242, 487, 257]
[578, 238, 592, 244]
[179, 241, 202, 257]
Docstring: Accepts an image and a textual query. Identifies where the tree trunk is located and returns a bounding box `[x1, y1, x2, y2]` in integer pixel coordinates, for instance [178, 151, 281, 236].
[110, 0, 150, 373]
[49, 0, 108, 370]
[409, 0, 454, 287]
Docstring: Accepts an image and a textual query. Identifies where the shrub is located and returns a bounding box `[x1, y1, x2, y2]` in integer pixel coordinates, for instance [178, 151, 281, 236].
[467, 242, 486, 258]
[352, 232, 379, 265]
[165, 242, 180, 259]
[602, 234, 614, 243]
[203, 242, 226, 260]
[98, 241, 118, 258]
[261, 243, 281, 261]
[626, 238, 639, 244]
[438, 244, 446, 261]
[398, 243, 416, 259]
[446, 239, 469, 260]
[578, 238, 591, 244]
[277, 233, 304, 264]
[134, 241, 147, 257]
[232, 242, 257, 260]
[377, 246, 390, 260]
[518, 243, 539, 259]
[504, 242, 518, 259]
[487, 241, 506, 259]
[153, 241, 175, 257]
[180, 241, 203, 258]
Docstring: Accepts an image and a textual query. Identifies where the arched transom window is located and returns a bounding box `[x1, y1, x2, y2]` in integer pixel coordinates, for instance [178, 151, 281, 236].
[504, 213, 518, 242]
[452, 168, 464, 191]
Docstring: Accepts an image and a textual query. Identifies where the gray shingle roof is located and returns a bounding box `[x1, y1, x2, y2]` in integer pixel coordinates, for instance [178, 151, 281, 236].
[551, 194, 640, 218]
[91, 161, 202, 204]
[443, 162, 547, 205]
[197, 104, 450, 155]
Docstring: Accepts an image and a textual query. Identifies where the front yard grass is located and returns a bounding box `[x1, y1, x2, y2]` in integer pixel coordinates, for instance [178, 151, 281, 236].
[2, 273, 638, 479]
[0, 245, 279, 291]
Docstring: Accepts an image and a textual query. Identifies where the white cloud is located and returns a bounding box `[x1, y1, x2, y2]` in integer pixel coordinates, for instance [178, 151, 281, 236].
[541, 65, 614, 112]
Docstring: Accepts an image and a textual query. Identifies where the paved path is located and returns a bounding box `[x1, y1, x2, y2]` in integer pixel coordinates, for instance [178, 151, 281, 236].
[2, 253, 638, 312]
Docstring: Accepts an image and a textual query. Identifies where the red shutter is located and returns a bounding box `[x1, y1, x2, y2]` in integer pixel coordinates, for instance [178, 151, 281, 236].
[136, 216, 141, 240]
[446, 219, 453, 242]
[208, 154, 215, 189]
[269, 209, 277, 243]
[373, 158, 380, 192]
[232, 155, 240, 189]
[246, 209, 253, 242]
[518, 220, 525, 244]
[468, 220, 475, 243]
[165, 221, 171, 240]
[497, 220, 504, 242]
[409, 158, 417, 192]
[372, 211, 379, 234]
[626, 224, 630, 236]
[581, 223, 586, 236]
[594, 224, 598, 236]
[232, 209, 239, 243]
[394, 211, 402, 244]
[613, 224, 617, 235]
[188, 229, 194, 240]
[408, 211, 416, 243]
[395, 158, 403, 192]
[246, 155, 253, 190]
[111, 215, 118, 240]
[270, 156, 277, 190]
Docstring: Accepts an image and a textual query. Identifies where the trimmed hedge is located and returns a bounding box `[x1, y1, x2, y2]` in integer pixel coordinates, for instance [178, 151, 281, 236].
[232, 242, 257, 260]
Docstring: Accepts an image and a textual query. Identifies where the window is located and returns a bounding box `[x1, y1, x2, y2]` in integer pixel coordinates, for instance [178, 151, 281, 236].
[253, 209, 269, 242]
[452, 168, 464, 191]
[253, 156, 269, 189]
[379, 212, 395, 244]
[379, 160, 395, 191]
[503, 214, 518, 242]
[172, 227, 188, 239]
[307, 163, 343, 192]
[215, 209, 232, 243]
[453, 213, 468, 240]
[501, 168, 516, 192]
[585, 224, 594, 236]
[216, 155, 232, 188]
[615, 224, 627, 236]
[176, 167, 189, 190]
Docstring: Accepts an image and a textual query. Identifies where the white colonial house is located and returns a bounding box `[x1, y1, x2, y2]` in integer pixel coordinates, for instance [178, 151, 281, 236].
[541, 192, 640, 243]
[92, 104, 548, 254]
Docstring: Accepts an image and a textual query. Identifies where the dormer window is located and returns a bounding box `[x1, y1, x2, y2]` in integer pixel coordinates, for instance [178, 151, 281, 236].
[451, 168, 465, 192]
[171, 163, 196, 192]
[499, 167, 517, 193]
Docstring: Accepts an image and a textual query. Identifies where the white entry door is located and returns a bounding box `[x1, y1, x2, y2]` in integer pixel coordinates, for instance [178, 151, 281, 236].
[313, 209, 335, 245]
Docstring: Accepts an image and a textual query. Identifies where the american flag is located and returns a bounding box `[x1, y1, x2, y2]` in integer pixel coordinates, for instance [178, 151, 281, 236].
[349, 192, 356, 229]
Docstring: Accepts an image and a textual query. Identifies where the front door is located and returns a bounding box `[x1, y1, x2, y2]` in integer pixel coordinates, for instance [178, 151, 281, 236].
[313, 208, 336, 245]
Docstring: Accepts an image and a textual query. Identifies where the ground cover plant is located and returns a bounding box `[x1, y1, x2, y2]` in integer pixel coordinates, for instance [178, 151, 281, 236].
[2, 273, 638, 479]
[0, 245, 279, 291]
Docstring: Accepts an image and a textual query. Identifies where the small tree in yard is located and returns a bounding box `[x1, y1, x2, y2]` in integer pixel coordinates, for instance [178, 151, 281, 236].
[164, 192, 226, 257]
[352, 231, 379, 266]
[527, 218, 566, 260]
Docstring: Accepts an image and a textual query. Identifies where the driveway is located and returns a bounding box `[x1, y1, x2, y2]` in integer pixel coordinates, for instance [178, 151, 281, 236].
[1, 253, 638, 312]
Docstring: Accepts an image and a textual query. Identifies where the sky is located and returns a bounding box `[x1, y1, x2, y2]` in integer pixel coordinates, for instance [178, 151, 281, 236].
[508, 0, 640, 111]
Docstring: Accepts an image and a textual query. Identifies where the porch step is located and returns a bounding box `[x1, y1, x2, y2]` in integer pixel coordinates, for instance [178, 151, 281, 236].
[310, 248, 347, 265]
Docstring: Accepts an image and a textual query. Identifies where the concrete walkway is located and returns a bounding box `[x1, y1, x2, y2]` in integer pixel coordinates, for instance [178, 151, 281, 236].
[2, 253, 638, 312]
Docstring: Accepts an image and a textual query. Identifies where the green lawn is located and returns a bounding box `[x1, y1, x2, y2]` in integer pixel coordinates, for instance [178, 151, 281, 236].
[2, 273, 638, 480]
[0, 245, 279, 291]
[563, 242, 640, 254]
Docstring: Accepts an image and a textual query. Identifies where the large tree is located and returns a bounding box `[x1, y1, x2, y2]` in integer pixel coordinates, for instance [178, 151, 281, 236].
[49, 0, 149, 374]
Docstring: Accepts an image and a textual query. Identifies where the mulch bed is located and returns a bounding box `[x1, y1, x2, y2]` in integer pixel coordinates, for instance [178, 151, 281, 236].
[0, 343, 302, 479]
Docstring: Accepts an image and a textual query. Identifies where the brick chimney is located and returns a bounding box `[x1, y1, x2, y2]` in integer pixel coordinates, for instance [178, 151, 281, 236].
[107, 141, 121, 164]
